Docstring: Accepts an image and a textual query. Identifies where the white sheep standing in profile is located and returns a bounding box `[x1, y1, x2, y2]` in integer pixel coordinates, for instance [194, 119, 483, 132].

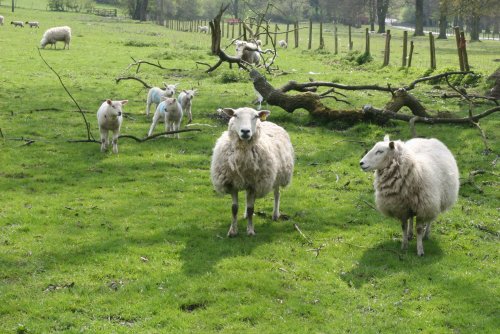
[198, 25, 209, 33]
[360, 135, 459, 256]
[177, 89, 196, 124]
[147, 97, 183, 138]
[97, 99, 128, 153]
[211, 107, 294, 237]
[278, 40, 288, 48]
[145, 83, 178, 116]
[26, 21, 40, 28]
[11, 21, 24, 27]
[234, 40, 261, 65]
[40, 26, 71, 49]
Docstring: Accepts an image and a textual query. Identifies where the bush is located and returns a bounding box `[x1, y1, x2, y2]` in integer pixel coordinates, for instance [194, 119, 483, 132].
[218, 70, 247, 83]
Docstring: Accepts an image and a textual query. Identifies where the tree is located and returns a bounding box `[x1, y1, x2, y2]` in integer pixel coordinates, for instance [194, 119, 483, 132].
[437, 0, 448, 39]
[414, 0, 425, 36]
[377, 0, 390, 33]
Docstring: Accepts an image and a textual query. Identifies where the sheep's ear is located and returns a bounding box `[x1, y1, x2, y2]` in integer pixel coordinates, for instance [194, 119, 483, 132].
[120, 100, 128, 105]
[106, 99, 112, 105]
[223, 108, 235, 117]
[163, 82, 168, 87]
[174, 83, 179, 87]
[384, 134, 390, 142]
[389, 141, 395, 150]
[258, 110, 270, 121]
[182, 90, 187, 93]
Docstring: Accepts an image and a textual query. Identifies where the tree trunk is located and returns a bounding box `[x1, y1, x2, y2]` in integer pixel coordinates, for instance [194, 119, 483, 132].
[376, 0, 389, 34]
[438, 12, 447, 39]
[470, 15, 481, 41]
[414, 0, 425, 36]
[232, 0, 239, 19]
[369, 0, 376, 32]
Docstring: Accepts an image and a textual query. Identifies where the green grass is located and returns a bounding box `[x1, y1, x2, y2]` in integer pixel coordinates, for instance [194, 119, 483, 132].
[0, 2, 499, 333]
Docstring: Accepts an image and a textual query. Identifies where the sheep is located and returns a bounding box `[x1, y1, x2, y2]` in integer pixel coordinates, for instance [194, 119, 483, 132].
[0, 16, 4, 26]
[145, 83, 178, 116]
[210, 107, 294, 237]
[278, 40, 288, 49]
[147, 97, 183, 138]
[25, 21, 40, 28]
[198, 25, 209, 33]
[177, 89, 196, 124]
[97, 99, 128, 153]
[359, 135, 459, 256]
[40, 26, 71, 49]
[11, 21, 24, 27]
[234, 40, 260, 65]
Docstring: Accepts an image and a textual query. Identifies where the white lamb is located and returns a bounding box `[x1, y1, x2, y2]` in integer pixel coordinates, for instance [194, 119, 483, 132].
[97, 99, 128, 153]
[278, 40, 288, 48]
[360, 135, 459, 256]
[11, 21, 24, 27]
[25, 21, 40, 28]
[199, 25, 209, 33]
[234, 40, 260, 65]
[0, 16, 4, 26]
[211, 107, 294, 237]
[147, 97, 183, 138]
[40, 26, 71, 49]
[177, 89, 196, 124]
[145, 83, 178, 116]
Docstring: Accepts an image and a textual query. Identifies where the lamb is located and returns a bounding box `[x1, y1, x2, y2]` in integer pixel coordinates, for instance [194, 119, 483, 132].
[278, 40, 288, 48]
[198, 25, 209, 33]
[360, 135, 459, 256]
[211, 107, 295, 237]
[0, 16, 4, 26]
[177, 89, 196, 124]
[147, 97, 183, 138]
[145, 83, 178, 116]
[234, 40, 260, 65]
[40, 26, 71, 49]
[97, 99, 128, 153]
[25, 21, 40, 28]
[11, 21, 24, 27]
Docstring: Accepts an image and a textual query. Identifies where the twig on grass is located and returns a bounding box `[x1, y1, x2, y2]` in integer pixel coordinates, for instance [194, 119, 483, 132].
[119, 129, 202, 142]
[293, 223, 313, 245]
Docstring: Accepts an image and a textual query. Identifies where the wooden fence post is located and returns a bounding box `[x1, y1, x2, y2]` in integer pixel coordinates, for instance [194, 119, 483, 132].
[308, 19, 313, 49]
[460, 31, 470, 71]
[408, 41, 414, 67]
[365, 27, 370, 55]
[274, 24, 278, 46]
[334, 25, 338, 55]
[286, 23, 290, 43]
[402, 30, 408, 67]
[319, 21, 324, 49]
[348, 25, 353, 50]
[383, 30, 391, 66]
[429, 32, 436, 69]
[454, 27, 465, 71]
[294, 21, 299, 48]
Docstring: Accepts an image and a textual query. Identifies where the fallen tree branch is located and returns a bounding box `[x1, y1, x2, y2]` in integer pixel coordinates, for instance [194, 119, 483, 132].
[118, 128, 202, 142]
[115, 76, 152, 89]
[127, 57, 167, 73]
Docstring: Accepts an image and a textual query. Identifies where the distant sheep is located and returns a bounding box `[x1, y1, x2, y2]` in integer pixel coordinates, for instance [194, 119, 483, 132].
[199, 25, 209, 33]
[234, 40, 260, 65]
[40, 26, 71, 49]
[278, 40, 288, 48]
[25, 21, 40, 28]
[147, 97, 183, 138]
[360, 135, 459, 256]
[211, 107, 294, 237]
[145, 83, 178, 116]
[177, 89, 196, 124]
[0, 16, 4, 26]
[97, 99, 128, 153]
[11, 21, 24, 27]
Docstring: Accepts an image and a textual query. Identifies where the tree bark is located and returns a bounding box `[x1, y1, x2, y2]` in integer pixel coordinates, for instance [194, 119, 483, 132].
[376, 0, 389, 34]
[414, 0, 425, 36]
[470, 15, 481, 41]
[438, 12, 447, 39]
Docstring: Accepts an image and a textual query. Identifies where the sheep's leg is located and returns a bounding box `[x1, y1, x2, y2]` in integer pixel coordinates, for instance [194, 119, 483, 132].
[408, 216, 414, 240]
[111, 129, 120, 154]
[272, 186, 280, 221]
[424, 222, 431, 240]
[401, 217, 409, 251]
[227, 191, 239, 237]
[174, 121, 180, 139]
[148, 113, 161, 137]
[187, 107, 193, 124]
[99, 128, 108, 152]
[416, 217, 425, 256]
[245, 190, 256, 236]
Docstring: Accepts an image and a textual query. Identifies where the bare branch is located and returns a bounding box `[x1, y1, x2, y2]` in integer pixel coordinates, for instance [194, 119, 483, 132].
[115, 76, 152, 89]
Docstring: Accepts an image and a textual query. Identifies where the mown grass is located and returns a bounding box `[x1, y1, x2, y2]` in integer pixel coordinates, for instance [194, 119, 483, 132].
[0, 2, 499, 333]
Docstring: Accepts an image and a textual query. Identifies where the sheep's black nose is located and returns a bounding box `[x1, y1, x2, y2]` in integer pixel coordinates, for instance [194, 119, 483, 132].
[241, 129, 250, 136]
[117, 111, 122, 116]
[359, 161, 364, 166]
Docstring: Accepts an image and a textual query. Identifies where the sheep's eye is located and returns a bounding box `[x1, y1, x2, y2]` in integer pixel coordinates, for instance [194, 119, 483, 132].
[375, 150, 383, 154]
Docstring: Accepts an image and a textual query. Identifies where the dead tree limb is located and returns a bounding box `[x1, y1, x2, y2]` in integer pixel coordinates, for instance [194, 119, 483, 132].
[119, 129, 201, 142]
[127, 57, 168, 73]
[115, 76, 152, 89]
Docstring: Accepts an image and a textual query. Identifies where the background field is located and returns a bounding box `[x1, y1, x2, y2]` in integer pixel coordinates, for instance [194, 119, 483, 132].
[0, 2, 499, 333]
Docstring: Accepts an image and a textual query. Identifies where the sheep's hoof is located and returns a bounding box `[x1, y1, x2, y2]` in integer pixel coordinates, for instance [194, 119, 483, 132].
[418, 251, 425, 257]
[401, 242, 408, 251]
[247, 227, 255, 236]
[227, 227, 238, 237]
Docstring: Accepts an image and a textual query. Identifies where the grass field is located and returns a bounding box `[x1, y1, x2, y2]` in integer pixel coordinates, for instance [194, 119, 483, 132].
[0, 2, 499, 333]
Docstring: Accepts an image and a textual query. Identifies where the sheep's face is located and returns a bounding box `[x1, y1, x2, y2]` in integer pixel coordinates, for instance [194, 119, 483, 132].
[163, 83, 178, 97]
[105, 99, 128, 117]
[359, 135, 396, 171]
[235, 40, 247, 55]
[224, 107, 270, 141]
[162, 97, 177, 107]
[182, 90, 197, 101]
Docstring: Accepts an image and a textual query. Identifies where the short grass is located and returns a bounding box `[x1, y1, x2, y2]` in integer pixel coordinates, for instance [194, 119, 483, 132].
[0, 2, 499, 333]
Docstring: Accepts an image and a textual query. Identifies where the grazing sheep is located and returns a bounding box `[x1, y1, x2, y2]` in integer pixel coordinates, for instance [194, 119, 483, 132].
[145, 83, 178, 116]
[0, 16, 4, 26]
[278, 40, 288, 48]
[235, 40, 260, 65]
[11, 21, 24, 27]
[25, 21, 40, 28]
[147, 97, 183, 138]
[40, 26, 71, 49]
[97, 99, 128, 153]
[360, 135, 459, 256]
[177, 89, 196, 124]
[211, 107, 294, 237]
[198, 25, 209, 33]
